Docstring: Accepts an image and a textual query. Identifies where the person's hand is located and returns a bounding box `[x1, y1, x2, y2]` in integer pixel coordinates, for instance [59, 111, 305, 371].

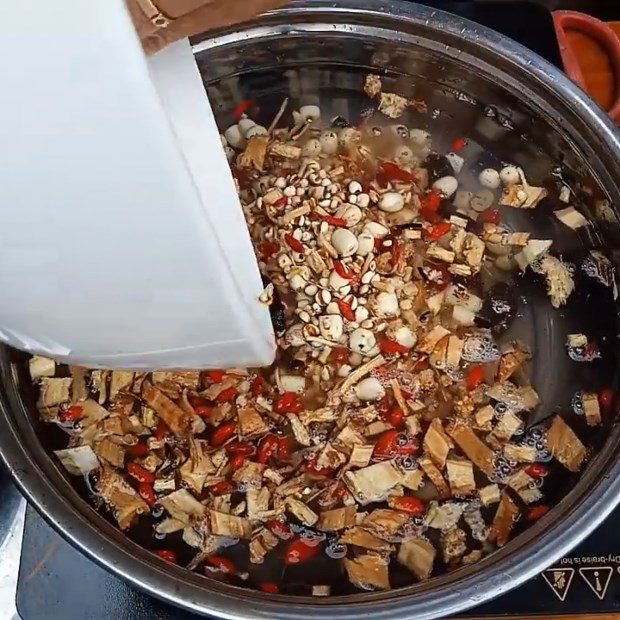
[126, 0, 287, 54]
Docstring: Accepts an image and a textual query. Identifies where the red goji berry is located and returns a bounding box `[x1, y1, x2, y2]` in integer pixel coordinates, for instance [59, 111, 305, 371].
[427, 222, 451, 240]
[378, 161, 417, 184]
[59, 406, 84, 423]
[206, 370, 225, 383]
[330, 347, 350, 364]
[284, 538, 322, 565]
[526, 505, 550, 521]
[274, 392, 302, 415]
[257, 434, 279, 464]
[379, 338, 410, 355]
[205, 555, 235, 574]
[332, 260, 357, 280]
[373, 430, 417, 460]
[480, 208, 501, 225]
[337, 299, 356, 321]
[391, 496, 426, 516]
[128, 442, 150, 458]
[284, 234, 305, 253]
[225, 441, 255, 456]
[525, 463, 548, 479]
[216, 386, 238, 404]
[138, 482, 156, 507]
[194, 405, 213, 418]
[259, 582, 280, 594]
[127, 462, 155, 484]
[466, 364, 485, 391]
[250, 375, 265, 397]
[277, 436, 296, 460]
[211, 480, 234, 495]
[266, 519, 292, 540]
[323, 215, 348, 227]
[388, 407, 405, 428]
[305, 456, 333, 476]
[156, 549, 177, 563]
[154, 419, 169, 440]
[211, 421, 237, 447]
[599, 388, 615, 414]
[258, 241, 280, 260]
[420, 190, 442, 221]
[451, 137, 468, 152]
[232, 100, 253, 120]
[229, 454, 245, 470]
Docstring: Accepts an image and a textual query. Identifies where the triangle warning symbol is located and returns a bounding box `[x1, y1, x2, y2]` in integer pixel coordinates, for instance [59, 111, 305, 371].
[542, 567, 575, 601]
[579, 567, 614, 600]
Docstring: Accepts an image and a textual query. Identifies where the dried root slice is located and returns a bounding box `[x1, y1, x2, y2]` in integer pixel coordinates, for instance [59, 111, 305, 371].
[207, 510, 252, 539]
[344, 461, 402, 505]
[340, 527, 393, 552]
[249, 528, 279, 564]
[317, 505, 357, 531]
[362, 509, 409, 541]
[547, 416, 586, 472]
[98, 464, 149, 530]
[423, 418, 453, 469]
[29, 356, 55, 379]
[582, 392, 602, 427]
[239, 136, 268, 171]
[446, 458, 475, 497]
[344, 554, 391, 590]
[440, 527, 467, 564]
[489, 493, 519, 547]
[419, 455, 451, 499]
[554, 206, 588, 230]
[447, 422, 495, 477]
[142, 380, 195, 438]
[397, 538, 436, 581]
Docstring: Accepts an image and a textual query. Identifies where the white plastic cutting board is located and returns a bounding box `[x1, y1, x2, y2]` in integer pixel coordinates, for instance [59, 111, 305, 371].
[0, 0, 275, 369]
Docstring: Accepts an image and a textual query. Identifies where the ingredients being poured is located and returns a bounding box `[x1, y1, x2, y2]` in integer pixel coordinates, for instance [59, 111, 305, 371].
[31, 73, 616, 596]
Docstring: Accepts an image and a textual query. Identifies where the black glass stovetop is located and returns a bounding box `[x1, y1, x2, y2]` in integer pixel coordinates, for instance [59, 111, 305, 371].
[13, 2, 619, 618]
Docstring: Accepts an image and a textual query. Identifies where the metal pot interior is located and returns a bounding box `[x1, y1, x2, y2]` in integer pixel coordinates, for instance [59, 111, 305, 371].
[2, 2, 620, 618]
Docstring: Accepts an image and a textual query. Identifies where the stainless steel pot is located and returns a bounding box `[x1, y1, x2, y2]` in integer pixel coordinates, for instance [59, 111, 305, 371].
[2, 2, 620, 618]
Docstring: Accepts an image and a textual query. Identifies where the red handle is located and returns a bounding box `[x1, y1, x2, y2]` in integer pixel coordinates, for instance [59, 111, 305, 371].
[553, 10, 620, 123]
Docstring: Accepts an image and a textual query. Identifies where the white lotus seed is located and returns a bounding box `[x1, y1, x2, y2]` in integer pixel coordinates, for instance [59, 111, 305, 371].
[319, 314, 344, 342]
[348, 181, 363, 194]
[331, 228, 359, 257]
[302, 138, 322, 158]
[410, 129, 431, 148]
[446, 151, 464, 175]
[224, 124, 246, 149]
[479, 168, 501, 190]
[319, 131, 339, 155]
[363, 221, 390, 238]
[355, 377, 385, 401]
[246, 125, 268, 139]
[356, 232, 375, 257]
[299, 105, 321, 123]
[378, 192, 405, 213]
[238, 118, 257, 136]
[342, 204, 363, 226]
[500, 165, 520, 186]
[394, 326, 417, 348]
[357, 193, 370, 208]
[374, 292, 400, 317]
[394, 145, 415, 166]
[329, 270, 351, 291]
[432, 175, 459, 198]
[349, 328, 377, 354]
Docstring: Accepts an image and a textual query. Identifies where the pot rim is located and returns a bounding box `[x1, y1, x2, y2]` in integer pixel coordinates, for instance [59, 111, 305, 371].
[2, 2, 620, 618]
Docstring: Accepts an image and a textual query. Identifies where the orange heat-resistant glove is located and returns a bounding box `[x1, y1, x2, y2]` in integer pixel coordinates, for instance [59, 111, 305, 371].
[126, 0, 287, 54]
